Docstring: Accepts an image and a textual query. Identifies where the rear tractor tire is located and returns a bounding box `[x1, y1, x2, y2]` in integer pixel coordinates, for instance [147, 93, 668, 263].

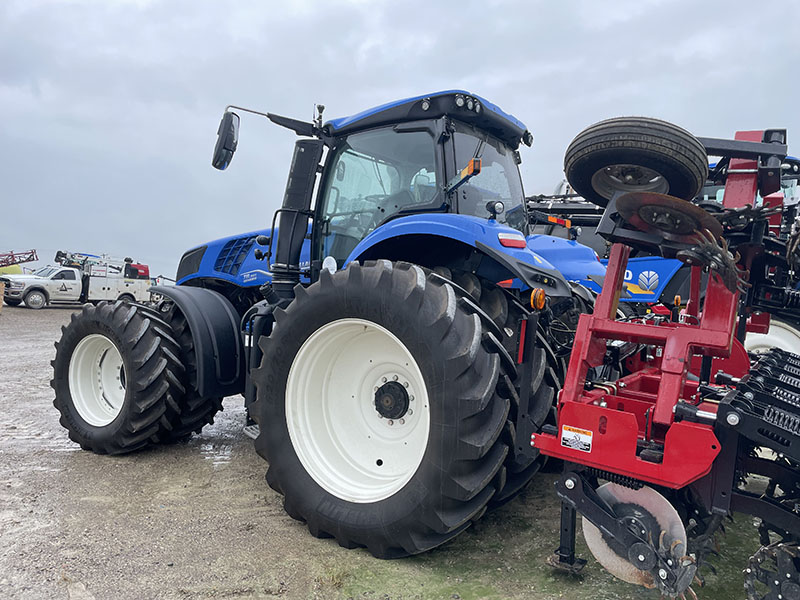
[444, 269, 562, 507]
[252, 261, 551, 557]
[564, 116, 708, 207]
[51, 301, 186, 454]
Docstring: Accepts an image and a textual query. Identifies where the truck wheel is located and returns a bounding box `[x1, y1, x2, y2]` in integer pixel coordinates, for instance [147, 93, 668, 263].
[252, 261, 517, 557]
[156, 303, 224, 440]
[24, 289, 47, 309]
[3, 298, 21, 307]
[117, 293, 135, 303]
[564, 117, 708, 207]
[51, 301, 185, 454]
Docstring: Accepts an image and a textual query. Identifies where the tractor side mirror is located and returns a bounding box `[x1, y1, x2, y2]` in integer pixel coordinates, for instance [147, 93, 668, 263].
[212, 111, 240, 170]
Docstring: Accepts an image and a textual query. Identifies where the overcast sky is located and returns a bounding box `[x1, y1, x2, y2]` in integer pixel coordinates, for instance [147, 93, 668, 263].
[2, 0, 797, 279]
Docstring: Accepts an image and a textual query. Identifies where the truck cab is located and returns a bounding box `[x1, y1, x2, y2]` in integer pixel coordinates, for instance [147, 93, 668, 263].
[1, 257, 151, 309]
[2, 266, 82, 308]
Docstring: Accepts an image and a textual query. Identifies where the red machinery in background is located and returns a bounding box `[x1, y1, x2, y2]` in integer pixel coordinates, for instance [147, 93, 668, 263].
[534, 122, 799, 599]
[0, 249, 38, 268]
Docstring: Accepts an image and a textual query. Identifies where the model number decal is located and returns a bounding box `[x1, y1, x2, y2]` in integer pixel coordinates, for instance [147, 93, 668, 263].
[560, 425, 593, 453]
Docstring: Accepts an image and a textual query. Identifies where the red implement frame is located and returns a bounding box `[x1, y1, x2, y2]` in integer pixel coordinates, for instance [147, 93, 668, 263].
[534, 131, 766, 489]
[0, 249, 38, 268]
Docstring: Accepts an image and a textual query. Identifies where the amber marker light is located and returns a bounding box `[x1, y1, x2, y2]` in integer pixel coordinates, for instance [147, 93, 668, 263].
[531, 288, 547, 311]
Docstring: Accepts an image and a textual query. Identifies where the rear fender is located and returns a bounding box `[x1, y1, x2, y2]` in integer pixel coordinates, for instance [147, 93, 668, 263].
[346, 213, 574, 297]
[151, 285, 244, 398]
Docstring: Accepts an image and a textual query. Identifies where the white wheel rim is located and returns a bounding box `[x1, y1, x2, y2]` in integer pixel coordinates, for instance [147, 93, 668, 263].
[68, 334, 127, 426]
[745, 318, 800, 354]
[286, 318, 430, 503]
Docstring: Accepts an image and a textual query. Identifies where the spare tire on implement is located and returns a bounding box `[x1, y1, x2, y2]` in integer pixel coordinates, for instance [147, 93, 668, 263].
[564, 116, 708, 207]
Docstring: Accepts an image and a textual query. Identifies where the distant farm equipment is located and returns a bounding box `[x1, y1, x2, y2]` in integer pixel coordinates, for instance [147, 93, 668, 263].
[0, 249, 38, 268]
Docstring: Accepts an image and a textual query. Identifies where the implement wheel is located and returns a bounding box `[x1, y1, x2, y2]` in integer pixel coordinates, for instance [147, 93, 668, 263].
[51, 301, 185, 454]
[252, 261, 519, 557]
[564, 116, 708, 207]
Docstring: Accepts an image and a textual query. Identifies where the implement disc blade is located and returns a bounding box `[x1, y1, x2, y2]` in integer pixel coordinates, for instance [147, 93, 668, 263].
[617, 192, 722, 243]
[582, 483, 687, 588]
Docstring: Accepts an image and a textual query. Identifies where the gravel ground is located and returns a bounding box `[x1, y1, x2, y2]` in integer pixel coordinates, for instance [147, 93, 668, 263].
[0, 305, 761, 600]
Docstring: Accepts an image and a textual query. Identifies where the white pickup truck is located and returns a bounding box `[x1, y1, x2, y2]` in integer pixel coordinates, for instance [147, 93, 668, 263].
[2, 262, 151, 309]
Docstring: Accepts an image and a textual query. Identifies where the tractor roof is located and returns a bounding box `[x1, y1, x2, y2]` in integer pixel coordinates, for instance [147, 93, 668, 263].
[323, 90, 532, 149]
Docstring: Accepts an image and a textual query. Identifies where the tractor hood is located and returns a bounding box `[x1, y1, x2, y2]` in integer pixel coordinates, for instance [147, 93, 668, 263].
[176, 230, 273, 287]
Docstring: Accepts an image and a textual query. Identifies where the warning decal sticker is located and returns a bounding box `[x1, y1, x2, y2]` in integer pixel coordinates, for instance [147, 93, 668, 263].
[560, 425, 593, 453]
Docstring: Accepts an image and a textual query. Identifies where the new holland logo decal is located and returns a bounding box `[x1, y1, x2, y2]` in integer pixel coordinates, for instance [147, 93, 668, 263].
[638, 270, 659, 292]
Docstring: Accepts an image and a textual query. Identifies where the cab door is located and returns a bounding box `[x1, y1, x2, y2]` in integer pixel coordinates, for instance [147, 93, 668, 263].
[50, 270, 80, 301]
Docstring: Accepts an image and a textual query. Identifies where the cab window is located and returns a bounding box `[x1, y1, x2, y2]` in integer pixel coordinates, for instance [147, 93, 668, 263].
[318, 127, 438, 264]
[452, 127, 527, 232]
[52, 270, 76, 280]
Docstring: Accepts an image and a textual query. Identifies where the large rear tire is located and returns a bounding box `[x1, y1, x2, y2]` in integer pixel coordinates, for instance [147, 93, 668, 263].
[445, 270, 562, 507]
[252, 261, 517, 557]
[564, 117, 708, 207]
[51, 301, 185, 454]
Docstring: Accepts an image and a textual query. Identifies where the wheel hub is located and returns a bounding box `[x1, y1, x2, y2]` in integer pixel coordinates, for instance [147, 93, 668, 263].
[374, 381, 410, 420]
[638, 205, 698, 235]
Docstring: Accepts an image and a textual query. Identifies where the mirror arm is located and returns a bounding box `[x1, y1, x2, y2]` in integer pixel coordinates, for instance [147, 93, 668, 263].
[226, 105, 319, 138]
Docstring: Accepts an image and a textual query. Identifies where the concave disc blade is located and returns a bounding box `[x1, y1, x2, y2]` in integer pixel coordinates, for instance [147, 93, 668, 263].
[617, 192, 722, 243]
[581, 483, 687, 588]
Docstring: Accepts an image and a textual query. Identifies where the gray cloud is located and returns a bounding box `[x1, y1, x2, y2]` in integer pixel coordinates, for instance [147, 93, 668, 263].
[1, 0, 797, 277]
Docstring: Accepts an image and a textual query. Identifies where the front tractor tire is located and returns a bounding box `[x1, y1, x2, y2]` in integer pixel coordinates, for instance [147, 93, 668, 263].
[156, 303, 224, 440]
[253, 261, 518, 558]
[51, 301, 185, 454]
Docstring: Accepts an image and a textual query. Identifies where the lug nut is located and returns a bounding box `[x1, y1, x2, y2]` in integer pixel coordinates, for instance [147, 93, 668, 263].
[408, 409, 413, 415]
[392, 375, 398, 381]
[399, 418, 405, 425]
[382, 377, 387, 383]
[658, 568, 668, 580]
[387, 420, 394, 426]
[403, 381, 409, 388]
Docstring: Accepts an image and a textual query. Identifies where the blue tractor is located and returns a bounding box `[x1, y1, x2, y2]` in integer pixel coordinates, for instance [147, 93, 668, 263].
[52, 92, 692, 558]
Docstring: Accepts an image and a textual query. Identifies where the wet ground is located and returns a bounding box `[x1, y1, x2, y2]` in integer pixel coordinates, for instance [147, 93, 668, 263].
[0, 305, 760, 599]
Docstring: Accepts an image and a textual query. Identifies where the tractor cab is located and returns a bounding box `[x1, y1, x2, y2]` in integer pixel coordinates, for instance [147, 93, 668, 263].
[315, 91, 532, 266]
